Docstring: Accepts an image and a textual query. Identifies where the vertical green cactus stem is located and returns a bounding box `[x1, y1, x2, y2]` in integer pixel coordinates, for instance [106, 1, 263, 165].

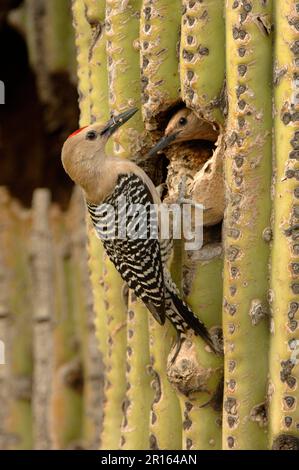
[100, 255, 127, 449]
[180, 0, 225, 124]
[31, 189, 54, 450]
[223, 0, 273, 449]
[5, 202, 33, 450]
[24, 0, 43, 68]
[84, 0, 110, 125]
[140, 0, 181, 124]
[120, 293, 153, 449]
[106, 0, 145, 158]
[25, 0, 75, 78]
[148, 318, 182, 450]
[169, 340, 223, 451]
[87, 223, 108, 361]
[186, 249, 223, 332]
[45, 0, 75, 74]
[66, 190, 103, 449]
[84, 0, 106, 21]
[180, 249, 223, 450]
[168, 243, 223, 450]
[105, 0, 157, 448]
[71, 1, 113, 449]
[146, 249, 182, 450]
[25, 0, 53, 105]
[269, 0, 299, 447]
[0, 195, 11, 451]
[82, 0, 110, 364]
[161, 0, 225, 447]
[51, 210, 83, 449]
[72, 0, 92, 125]
[71, 0, 109, 447]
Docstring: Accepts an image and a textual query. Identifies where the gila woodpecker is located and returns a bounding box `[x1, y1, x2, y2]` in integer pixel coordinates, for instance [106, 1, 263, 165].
[148, 108, 218, 157]
[61, 108, 216, 357]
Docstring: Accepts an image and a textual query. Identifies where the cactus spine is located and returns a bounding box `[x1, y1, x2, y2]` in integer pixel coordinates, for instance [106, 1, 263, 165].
[140, 0, 181, 123]
[72, 0, 92, 126]
[72, 0, 109, 449]
[82, 0, 110, 365]
[68, 0, 299, 451]
[51, 208, 83, 449]
[0, 194, 33, 450]
[105, 1, 154, 449]
[84, 0, 110, 124]
[182, 251, 223, 450]
[45, 0, 75, 75]
[120, 293, 153, 449]
[269, 0, 299, 449]
[31, 189, 54, 450]
[106, 0, 145, 157]
[139, 0, 183, 450]
[99, 256, 127, 449]
[180, 0, 225, 124]
[222, 0, 272, 450]
[148, 318, 182, 450]
[176, 0, 225, 451]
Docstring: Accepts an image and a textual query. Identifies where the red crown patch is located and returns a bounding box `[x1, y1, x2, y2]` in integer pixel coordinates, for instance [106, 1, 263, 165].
[68, 126, 87, 139]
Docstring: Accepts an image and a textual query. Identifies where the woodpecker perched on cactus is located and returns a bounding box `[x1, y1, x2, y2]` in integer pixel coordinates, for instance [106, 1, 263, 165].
[61, 108, 216, 357]
[148, 108, 218, 157]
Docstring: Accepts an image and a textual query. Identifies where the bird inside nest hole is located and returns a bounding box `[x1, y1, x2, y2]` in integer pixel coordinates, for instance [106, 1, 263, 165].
[145, 107, 219, 203]
[148, 106, 219, 159]
[145, 106, 219, 189]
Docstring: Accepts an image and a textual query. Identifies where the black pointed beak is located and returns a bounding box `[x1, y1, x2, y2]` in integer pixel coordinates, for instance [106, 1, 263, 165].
[147, 132, 179, 157]
[101, 107, 138, 137]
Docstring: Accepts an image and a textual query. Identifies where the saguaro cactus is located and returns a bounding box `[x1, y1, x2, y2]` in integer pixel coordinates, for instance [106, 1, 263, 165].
[105, 1, 154, 450]
[269, 0, 299, 450]
[50, 205, 83, 450]
[140, 0, 181, 123]
[31, 189, 54, 450]
[0, 190, 33, 450]
[70, 0, 224, 451]
[222, 0, 272, 450]
[180, 0, 225, 124]
[69, 0, 299, 450]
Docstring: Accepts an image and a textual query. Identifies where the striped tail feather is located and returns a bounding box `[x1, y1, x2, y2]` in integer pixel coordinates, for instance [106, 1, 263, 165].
[166, 288, 217, 354]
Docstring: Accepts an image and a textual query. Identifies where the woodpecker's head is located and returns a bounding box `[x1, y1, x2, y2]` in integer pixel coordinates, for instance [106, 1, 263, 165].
[148, 108, 218, 157]
[61, 107, 138, 185]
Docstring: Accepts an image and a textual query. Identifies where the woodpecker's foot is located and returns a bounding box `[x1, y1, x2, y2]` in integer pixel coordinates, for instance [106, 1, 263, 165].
[177, 175, 188, 205]
[168, 335, 185, 365]
[120, 0, 129, 10]
[155, 182, 167, 200]
[121, 283, 129, 306]
[176, 176, 211, 212]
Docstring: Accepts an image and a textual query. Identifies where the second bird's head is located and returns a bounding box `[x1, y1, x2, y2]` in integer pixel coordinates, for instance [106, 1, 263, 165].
[148, 108, 218, 157]
[61, 107, 138, 185]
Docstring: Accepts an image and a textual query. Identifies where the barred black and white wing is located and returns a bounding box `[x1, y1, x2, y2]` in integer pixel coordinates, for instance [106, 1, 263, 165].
[87, 173, 166, 325]
[159, 238, 173, 265]
[87, 172, 216, 354]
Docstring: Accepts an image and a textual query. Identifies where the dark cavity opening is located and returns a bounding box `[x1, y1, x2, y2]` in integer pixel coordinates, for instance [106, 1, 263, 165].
[0, 18, 79, 209]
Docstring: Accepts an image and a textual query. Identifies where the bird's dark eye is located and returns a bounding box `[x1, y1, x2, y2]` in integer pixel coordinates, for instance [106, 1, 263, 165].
[86, 130, 97, 140]
[179, 117, 187, 126]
